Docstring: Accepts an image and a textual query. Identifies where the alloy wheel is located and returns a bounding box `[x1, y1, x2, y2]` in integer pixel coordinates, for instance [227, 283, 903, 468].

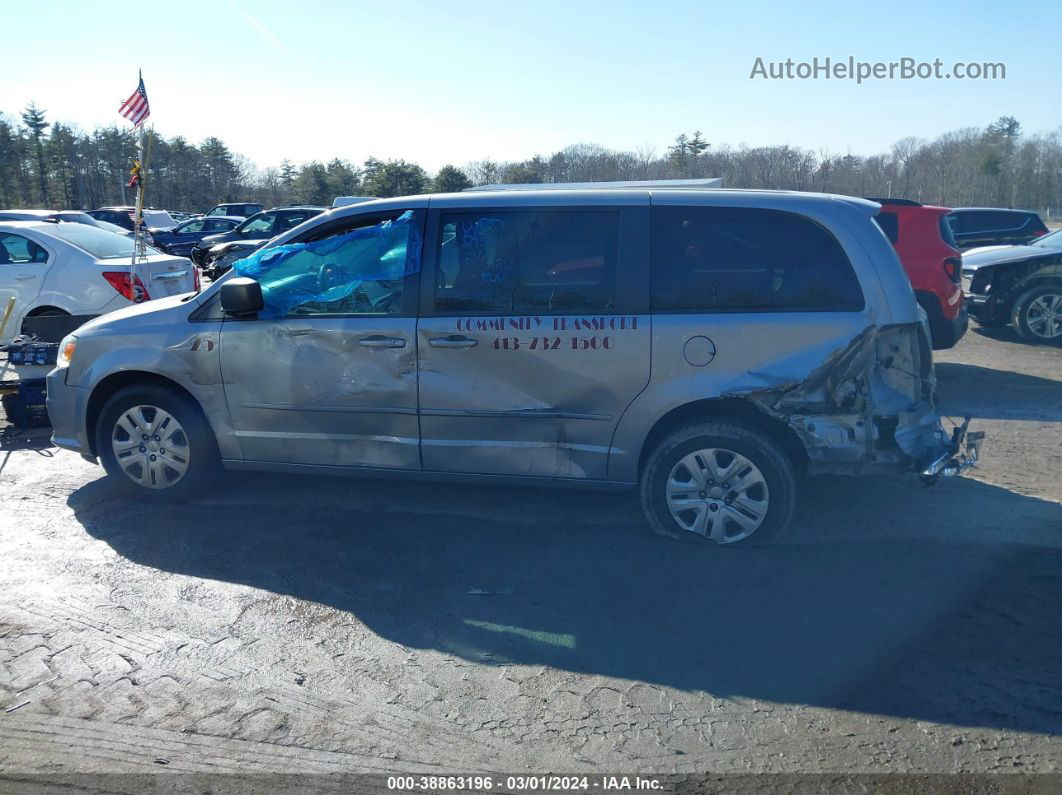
[1026, 293, 1062, 340]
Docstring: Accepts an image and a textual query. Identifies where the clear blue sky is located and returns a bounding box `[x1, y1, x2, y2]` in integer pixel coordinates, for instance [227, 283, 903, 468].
[4, 0, 1059, 172]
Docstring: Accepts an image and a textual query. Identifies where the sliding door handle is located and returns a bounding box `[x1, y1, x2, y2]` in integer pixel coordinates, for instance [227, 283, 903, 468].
[429, 335, 478, 349]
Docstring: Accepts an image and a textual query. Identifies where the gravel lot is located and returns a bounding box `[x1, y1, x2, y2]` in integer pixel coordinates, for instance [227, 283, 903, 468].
[1, 324, 1060, 782]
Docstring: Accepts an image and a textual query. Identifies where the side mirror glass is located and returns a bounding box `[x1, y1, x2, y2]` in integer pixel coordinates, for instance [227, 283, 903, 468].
[220, 277, 264, 316]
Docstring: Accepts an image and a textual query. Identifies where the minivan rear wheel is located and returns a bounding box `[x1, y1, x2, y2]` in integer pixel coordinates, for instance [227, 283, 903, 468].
[96, 383, 219, 501]
[640, 420, 796, 546]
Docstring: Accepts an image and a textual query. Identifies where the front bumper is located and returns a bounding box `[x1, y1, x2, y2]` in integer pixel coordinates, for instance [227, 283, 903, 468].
[45, 373, 93, 458]
[920, 416, 984, 480]
[966, 292, 990, 318]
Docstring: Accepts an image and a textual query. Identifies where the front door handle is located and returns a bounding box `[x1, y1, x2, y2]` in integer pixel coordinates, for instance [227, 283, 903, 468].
[14, 274, 36, 281]
[358, 335, 406, 348]
[429, 335, 478, 348]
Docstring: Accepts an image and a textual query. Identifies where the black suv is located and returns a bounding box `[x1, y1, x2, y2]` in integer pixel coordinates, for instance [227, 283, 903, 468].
[946, 208, 1049, 250]
[191, 206, 326, 268]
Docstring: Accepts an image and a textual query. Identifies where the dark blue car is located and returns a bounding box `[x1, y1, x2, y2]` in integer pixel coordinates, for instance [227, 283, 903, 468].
[151, 216, 243, 256]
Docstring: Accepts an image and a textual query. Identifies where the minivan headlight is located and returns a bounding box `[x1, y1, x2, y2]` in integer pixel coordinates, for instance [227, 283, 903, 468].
[56, 334, 77, 368]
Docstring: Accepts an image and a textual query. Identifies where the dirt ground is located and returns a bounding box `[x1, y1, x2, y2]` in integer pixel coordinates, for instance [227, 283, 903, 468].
[1, 322, 1060, 786]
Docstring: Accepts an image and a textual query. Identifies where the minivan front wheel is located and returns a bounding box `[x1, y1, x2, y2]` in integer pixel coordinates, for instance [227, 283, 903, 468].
[1011, 285, 1062, 344]
[97, 383, 218, 500]
[640, 420, 796, 546]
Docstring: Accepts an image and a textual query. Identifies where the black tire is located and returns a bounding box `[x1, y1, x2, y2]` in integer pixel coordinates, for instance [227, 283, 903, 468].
[96, 383, 219, 501]
[640, 420, 797, 546]
[2, 393, 30, 428]
[1011, 284, 1062, 345]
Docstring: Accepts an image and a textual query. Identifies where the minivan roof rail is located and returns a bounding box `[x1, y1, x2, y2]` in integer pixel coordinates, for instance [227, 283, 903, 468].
[464, 178, 723, 192]
[866, 197, 922, 207]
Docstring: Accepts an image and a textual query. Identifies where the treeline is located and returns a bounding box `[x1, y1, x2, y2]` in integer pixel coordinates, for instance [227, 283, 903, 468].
[2, 105, 1060, 217]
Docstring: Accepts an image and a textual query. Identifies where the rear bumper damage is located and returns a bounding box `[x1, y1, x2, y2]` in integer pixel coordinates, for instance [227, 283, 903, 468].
[738, 322, 984, 480]
[920, 417, 984, 480]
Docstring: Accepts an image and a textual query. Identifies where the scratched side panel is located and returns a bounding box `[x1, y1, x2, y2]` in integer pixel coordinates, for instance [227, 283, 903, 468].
[417, 314, 651, 478]
[219, 317, 420, 468]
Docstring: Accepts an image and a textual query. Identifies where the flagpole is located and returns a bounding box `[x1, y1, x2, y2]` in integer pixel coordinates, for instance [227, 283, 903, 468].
[131, 123, 145, 289]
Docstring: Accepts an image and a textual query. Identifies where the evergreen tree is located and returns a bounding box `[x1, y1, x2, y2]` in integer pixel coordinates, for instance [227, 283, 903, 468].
[325, 158, 360, 197]
[294, 161, 331, 205]
[362, 159, 428, 197]
[688, 131, 709, 155]
[20, 103, 49, 204]
[431, 164, 473, 193]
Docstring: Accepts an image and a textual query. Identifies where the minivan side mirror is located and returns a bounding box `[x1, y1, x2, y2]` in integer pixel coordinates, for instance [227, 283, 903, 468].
[221, 277, 264, 316]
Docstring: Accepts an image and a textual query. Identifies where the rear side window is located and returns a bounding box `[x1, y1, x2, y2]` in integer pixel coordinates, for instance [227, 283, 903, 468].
[990, 211, 1024, 230]
[651, 206, 864, 311]
[875, 211, 899, 244]
[433, 210, 619, 314]
[0, 233, 48, 263]
[239, 213, 275, 236]
[939, 215, 959, 249]
[954, 210, 1022, 232]
[275, 210, 312, 233]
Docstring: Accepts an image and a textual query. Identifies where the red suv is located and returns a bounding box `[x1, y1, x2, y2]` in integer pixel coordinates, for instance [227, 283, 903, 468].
[869, 198, 967, 349]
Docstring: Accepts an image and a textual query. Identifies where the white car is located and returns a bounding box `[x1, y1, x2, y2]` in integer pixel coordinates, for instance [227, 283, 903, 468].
[0, 221, 198, 343]
[0, 209, 136, 239]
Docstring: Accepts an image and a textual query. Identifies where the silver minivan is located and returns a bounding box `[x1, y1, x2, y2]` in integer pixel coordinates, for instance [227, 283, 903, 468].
[46, 189, 981, 545]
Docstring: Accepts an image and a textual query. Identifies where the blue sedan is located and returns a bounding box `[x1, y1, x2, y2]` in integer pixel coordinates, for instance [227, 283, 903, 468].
[151, 216, 243, 256]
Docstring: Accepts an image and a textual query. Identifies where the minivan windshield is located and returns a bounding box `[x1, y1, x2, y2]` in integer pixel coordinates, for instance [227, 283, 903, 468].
[44, 222, 161, 258]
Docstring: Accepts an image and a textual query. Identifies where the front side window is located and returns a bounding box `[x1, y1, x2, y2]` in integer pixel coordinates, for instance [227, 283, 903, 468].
[433, 209, 618, 314]
[206, 207, 225, 217]
[0, 233, 48, 264]
[178, 220, 205, 234]
[204, 219, 236, 232]
[651, 206, 864, 311]
[233, 211, 421, 318]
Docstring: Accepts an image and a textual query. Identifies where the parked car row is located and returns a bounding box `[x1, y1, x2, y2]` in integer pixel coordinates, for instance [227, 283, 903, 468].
[150, 216, 243, 256]
[86, 207, 179, 237]
[0, 209, 135, 239]
[0, 220, 197, 343]
[191, 205, 326, 277]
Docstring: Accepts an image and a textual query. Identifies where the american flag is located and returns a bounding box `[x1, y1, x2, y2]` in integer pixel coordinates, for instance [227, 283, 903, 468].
[118, 73, 150, 126]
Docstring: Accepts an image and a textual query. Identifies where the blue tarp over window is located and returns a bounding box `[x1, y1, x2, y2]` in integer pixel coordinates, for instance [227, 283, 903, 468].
[233, 210, 420, 319]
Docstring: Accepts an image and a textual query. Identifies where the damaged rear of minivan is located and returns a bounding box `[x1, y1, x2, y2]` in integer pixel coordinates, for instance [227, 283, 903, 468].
[47, 188, 981, 548]
[625, 192, 982, 544]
